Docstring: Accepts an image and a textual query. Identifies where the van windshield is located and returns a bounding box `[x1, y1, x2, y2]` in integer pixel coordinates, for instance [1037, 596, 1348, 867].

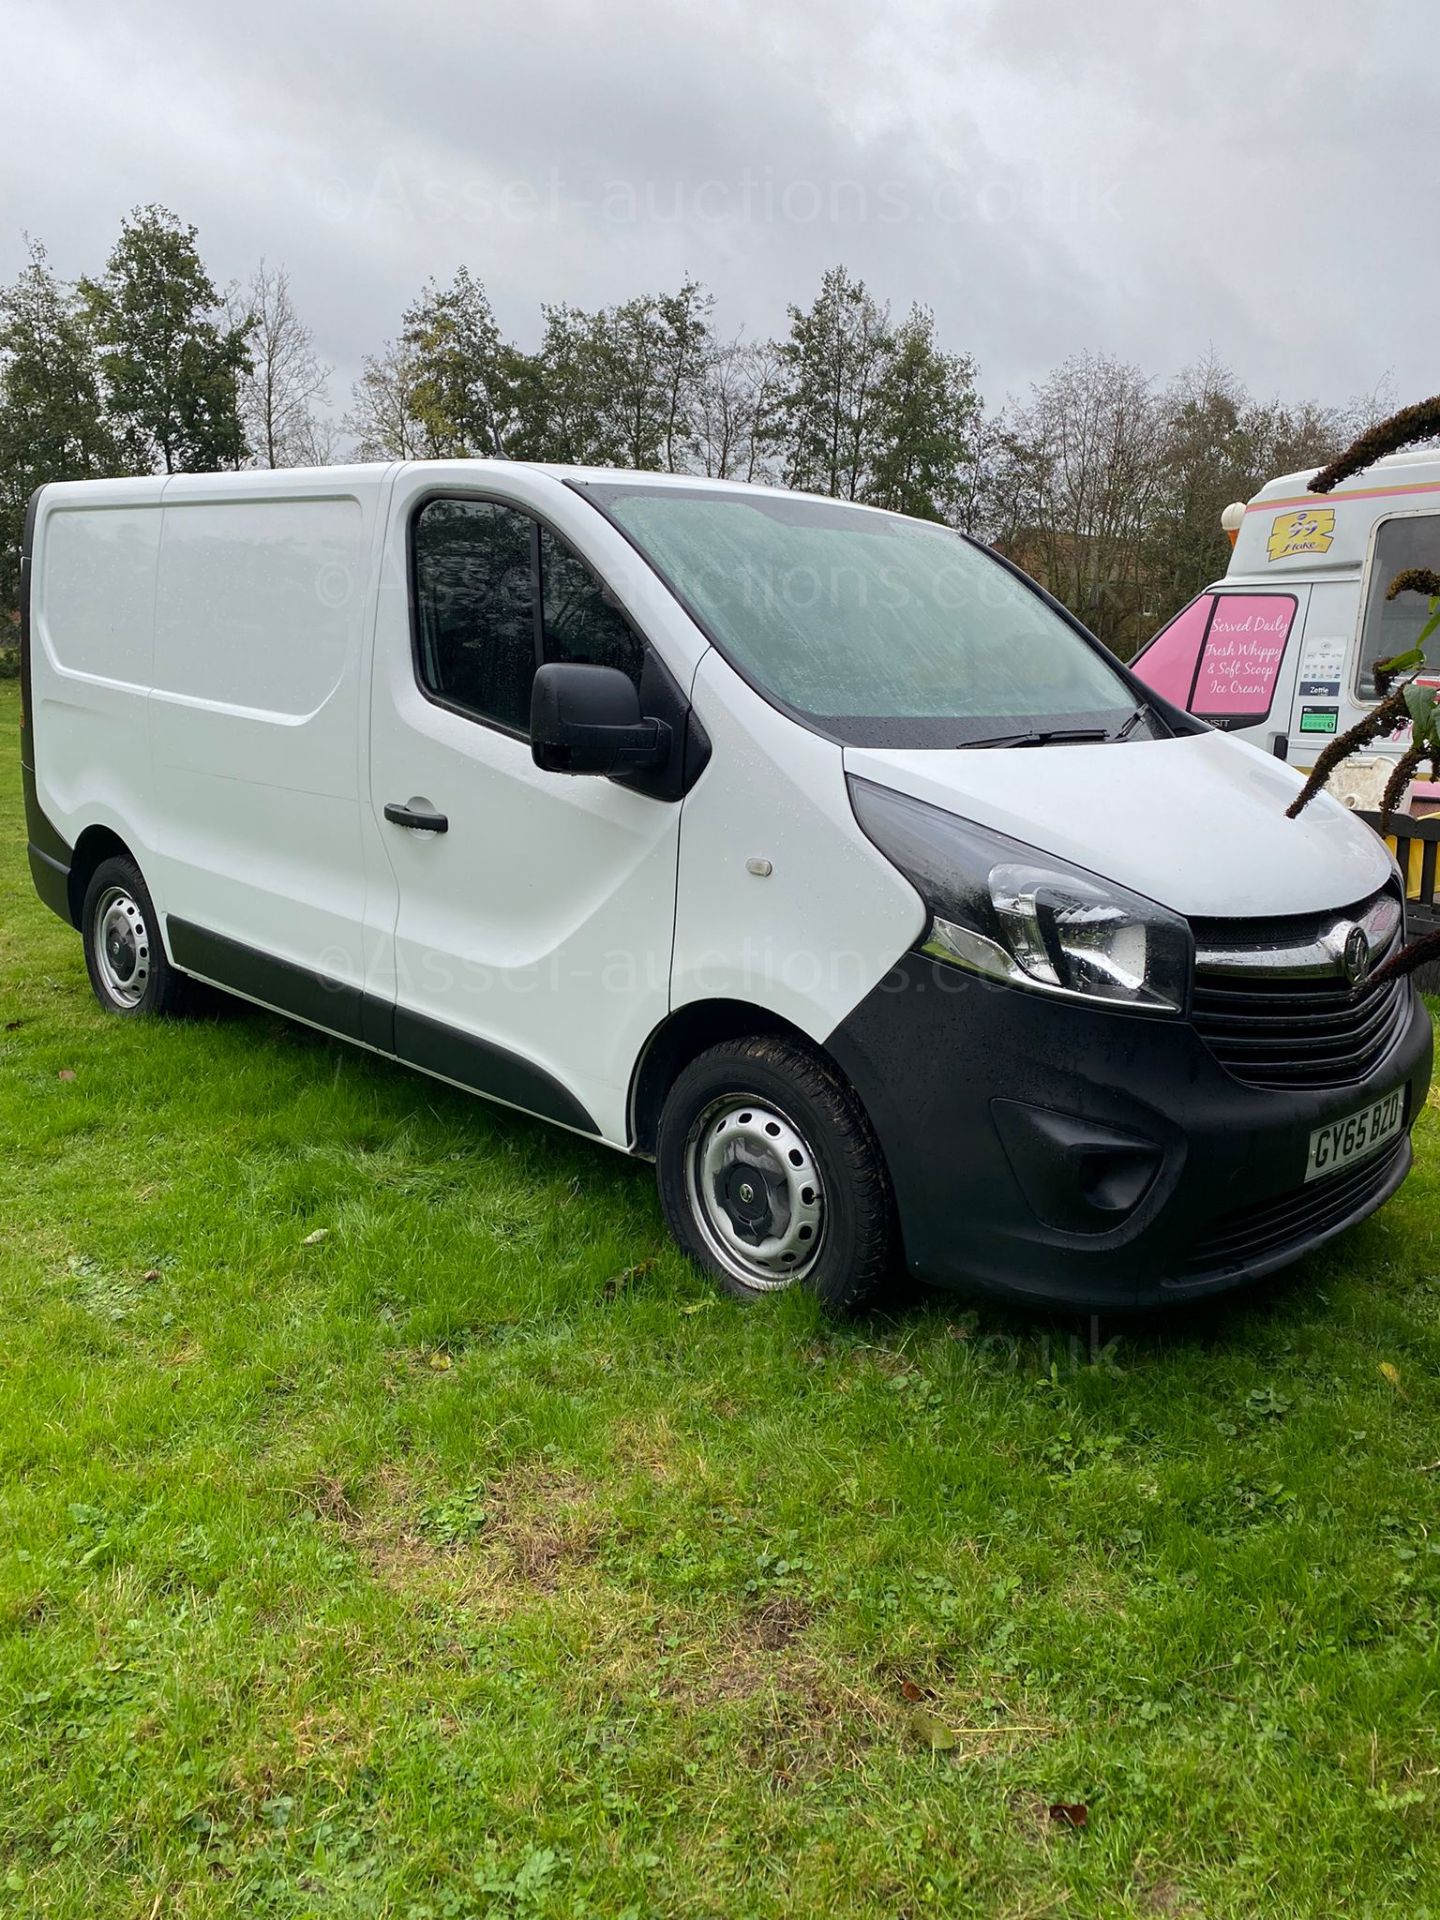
[579, 482, 1149, 748]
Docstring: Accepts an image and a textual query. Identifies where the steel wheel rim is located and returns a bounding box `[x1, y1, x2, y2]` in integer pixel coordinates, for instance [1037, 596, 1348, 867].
[684, 1094, 826, 1291]
[94, 885, 151, 1008]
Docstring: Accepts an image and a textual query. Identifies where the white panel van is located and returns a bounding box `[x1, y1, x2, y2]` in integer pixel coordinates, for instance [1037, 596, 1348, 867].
[19, 464, 1433, 1310]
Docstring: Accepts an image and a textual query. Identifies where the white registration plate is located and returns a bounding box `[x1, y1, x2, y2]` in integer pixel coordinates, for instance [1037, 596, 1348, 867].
[1305, 1088, 1405, 1183]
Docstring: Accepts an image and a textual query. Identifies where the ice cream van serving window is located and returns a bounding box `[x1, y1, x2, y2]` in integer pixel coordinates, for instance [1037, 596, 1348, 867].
[1131, 591, 1297, 728]
[1355, 510, 1440, 700]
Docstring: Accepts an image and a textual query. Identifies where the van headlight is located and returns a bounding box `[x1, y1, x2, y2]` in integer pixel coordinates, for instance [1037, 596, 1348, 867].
[849, 777, 1192, 1014]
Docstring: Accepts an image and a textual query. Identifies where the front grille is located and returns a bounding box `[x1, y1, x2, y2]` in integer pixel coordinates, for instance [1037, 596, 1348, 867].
[1190, 888, 1408, 1091]
[1191, 972, 1408, 1090]
[1176, 1136, 1408, 1280]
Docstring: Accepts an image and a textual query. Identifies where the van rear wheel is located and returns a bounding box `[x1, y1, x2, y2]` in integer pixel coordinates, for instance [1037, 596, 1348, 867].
[656, 1035, 896, 1312]
[82, 856, 192, 1018]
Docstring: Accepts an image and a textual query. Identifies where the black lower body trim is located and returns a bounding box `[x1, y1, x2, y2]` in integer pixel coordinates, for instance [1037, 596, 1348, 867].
[1162, 1134, 1412, 1298]
[28, 843, 73, 926]
[22, 759, 75, 927]
[165, 916, 598, 1136]
[393, 1007, 597, 1132]
[168, 917, 380, 1044]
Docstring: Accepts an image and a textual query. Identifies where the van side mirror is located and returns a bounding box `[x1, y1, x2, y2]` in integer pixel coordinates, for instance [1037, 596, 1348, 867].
[530, 661, 671, 777]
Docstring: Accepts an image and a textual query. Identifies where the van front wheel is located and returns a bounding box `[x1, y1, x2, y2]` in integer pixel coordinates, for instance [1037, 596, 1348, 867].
[82, 856, 192, 1018]
[656, 1035, 896, 1311]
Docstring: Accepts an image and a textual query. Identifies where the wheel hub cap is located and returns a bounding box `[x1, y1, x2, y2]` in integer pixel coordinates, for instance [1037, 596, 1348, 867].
[106, 929, 137, 980]
[94, 888, 151, 1008]
[685, 1097, 826, 1290]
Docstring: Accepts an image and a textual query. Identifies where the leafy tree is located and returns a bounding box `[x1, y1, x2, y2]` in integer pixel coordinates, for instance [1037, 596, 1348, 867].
[598, 294, 669, 470]
[510, 303, 626, 466]
[651, 279, 714, 472]
[1141, 354, 1254, 618]
[81, 205, 252, 474]
[345, 269, 511, 461]
[508, 283, 714, 471]
[599, 284, 712, 471]
[490, 341, 552, 461]
[229, 261, 332, 467]
[866, 305, 980, 521]
[777, 265, 892, 499]
[401, 267, 511, 458]
[0, 238, 124, 611]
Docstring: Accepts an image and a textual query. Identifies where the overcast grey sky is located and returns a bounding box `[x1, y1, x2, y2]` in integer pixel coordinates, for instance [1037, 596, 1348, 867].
[2, 0, 1434, 425]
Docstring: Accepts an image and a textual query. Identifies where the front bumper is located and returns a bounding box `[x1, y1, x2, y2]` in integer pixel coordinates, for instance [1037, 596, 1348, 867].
[825, 953, 1433, 1309]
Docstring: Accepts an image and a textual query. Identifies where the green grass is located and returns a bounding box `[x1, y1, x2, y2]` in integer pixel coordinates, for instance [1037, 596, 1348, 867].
[3, 674, 1440, 1917]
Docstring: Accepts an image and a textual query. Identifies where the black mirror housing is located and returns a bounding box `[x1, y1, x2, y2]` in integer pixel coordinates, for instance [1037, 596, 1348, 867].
[530, 662, 671, 777]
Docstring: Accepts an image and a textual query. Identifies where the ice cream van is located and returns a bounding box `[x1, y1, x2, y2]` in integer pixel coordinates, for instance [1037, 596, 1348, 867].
[1133, 449, 1440, 811]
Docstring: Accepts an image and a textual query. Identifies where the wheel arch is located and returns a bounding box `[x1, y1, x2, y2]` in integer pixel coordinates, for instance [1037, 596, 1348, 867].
[67, 826, 140, 930]
[629, 998, 835, 1157]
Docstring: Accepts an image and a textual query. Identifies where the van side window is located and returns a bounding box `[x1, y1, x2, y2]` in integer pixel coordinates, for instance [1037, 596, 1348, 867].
[538, 527, 644, 688]
[412, 499, 539, 734]
[1358, 514, 1440, 698]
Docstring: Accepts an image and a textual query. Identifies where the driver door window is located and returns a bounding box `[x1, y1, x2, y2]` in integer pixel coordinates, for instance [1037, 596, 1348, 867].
[412, 500, 644, 736]
[412, 499, 538, 734]
[539, 526, 645, 685]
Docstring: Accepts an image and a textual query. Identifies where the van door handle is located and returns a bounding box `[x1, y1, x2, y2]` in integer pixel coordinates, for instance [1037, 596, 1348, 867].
[384, 801, 449, 833]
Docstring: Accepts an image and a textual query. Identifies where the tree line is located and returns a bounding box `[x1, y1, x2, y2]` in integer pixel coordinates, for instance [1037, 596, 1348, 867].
[0, 203, 1377, 652]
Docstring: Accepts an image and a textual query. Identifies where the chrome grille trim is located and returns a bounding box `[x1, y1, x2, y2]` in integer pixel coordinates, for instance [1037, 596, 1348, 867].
[1193, 890, 1402, 980]
[1189, 886, 1409, 1091]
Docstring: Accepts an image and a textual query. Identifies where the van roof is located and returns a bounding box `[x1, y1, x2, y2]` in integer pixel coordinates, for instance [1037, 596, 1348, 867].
[1249, 446, 1440, 503]
[32, 461, 848, 506]
[1226, 446, 1440, 581]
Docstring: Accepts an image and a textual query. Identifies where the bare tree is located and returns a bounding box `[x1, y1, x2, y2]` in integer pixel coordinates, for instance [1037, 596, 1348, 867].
[695, 334, 783, 482]
[1141, 354, 1361, 625]
[1001, 352, 1164, 654]
[951, 404, 1036, 545]
[286, 408, 340, 466]
[344, 342, 429, 460]
[230, 261, 333, 468]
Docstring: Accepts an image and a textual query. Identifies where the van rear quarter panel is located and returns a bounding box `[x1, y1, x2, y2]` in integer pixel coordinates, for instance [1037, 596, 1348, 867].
[30, 480, 165, 865]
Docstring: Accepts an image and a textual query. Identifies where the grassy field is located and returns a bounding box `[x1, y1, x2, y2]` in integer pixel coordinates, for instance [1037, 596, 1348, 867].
[3, 677, 1440, 1917]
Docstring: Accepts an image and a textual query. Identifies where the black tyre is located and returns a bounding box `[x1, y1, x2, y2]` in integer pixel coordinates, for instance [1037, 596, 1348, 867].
[81, 855, 193, 1018]
[656, 1034, 896, 1311]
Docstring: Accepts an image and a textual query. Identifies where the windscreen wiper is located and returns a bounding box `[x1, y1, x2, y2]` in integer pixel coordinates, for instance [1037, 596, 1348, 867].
[962, 727, 1111, 750]
[1110, 704, 1152, 741]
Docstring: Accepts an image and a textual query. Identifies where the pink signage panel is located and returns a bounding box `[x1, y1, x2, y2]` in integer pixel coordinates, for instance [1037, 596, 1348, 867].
[1190, 595, 1296, 717]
